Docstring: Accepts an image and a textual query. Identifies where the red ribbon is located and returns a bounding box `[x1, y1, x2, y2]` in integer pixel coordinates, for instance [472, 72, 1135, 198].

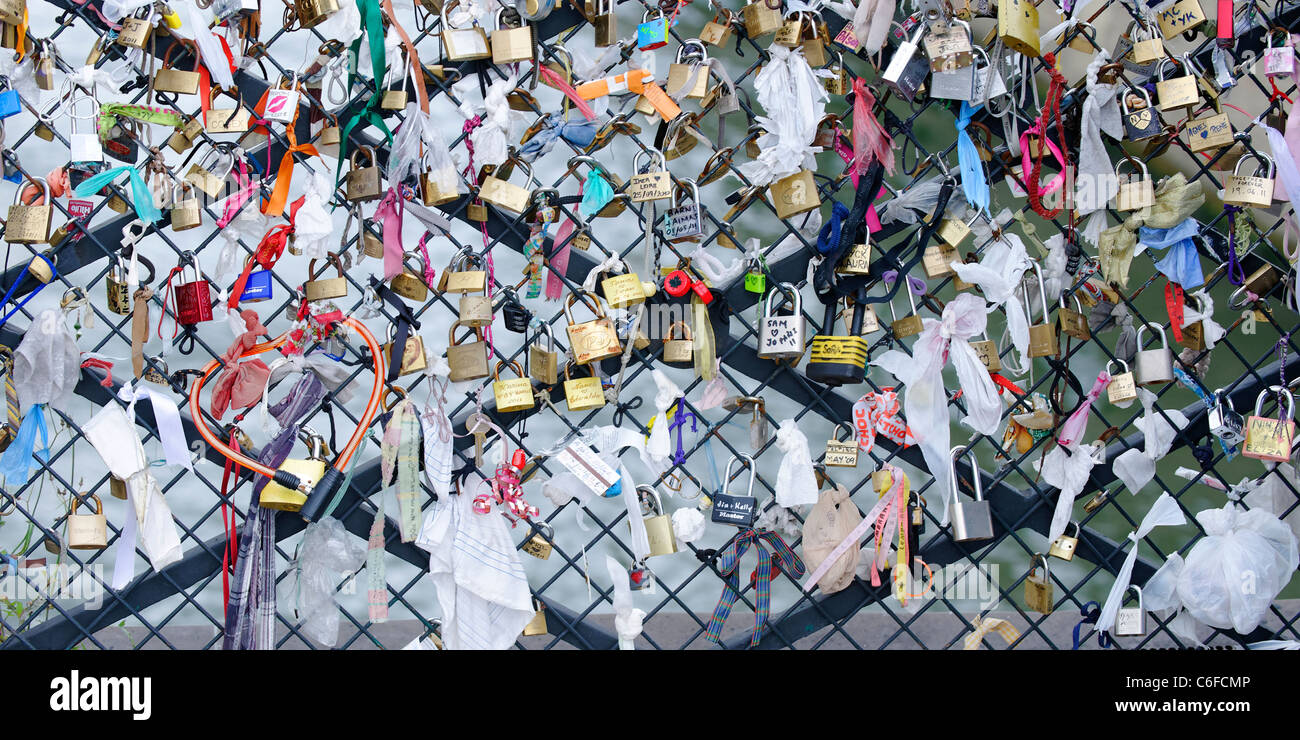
[227, 197, 304, 309]
[1165, 281, 1185, 344]
[80, 358, 114, 388]
[852, 78, 894, 178]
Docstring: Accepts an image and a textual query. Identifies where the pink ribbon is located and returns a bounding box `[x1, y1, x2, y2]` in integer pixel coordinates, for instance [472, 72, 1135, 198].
[536, 64, 598, 121]
[1057, 371, 1111, 447]
[375, 187, 405, 281]
[210, 310, 271, 419]
[852, 79, 895, 178]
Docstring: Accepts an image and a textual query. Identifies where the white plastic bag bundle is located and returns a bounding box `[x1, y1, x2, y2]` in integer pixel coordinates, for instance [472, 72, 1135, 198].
[291, 173, 335, 261]
[282, 517, 367, 648]
[14, 309, 80, 413]
[1176, 504, 1298, 634]
[801, 484, 862, 594]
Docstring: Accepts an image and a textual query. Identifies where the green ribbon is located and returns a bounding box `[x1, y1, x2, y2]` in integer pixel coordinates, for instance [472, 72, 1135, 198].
[335, 0, 392, 194]
[72, 166, 161, 222]
[98, 104, 185, 142]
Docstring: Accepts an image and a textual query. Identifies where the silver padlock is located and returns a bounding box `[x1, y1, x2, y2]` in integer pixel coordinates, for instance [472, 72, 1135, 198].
[1113, 584, 1147, 636]
[1133, 322, 1174, 386]
[662, 180, 705, 243]
[881, 23, 930, 102]
[971, 45, 1007, 104]
[927, 19, 976, 101]
[68, 94, 103, 163]
[949, 444, 993, 542]
[1207, 388, 1246, 447]
[758, 281, 805, 361]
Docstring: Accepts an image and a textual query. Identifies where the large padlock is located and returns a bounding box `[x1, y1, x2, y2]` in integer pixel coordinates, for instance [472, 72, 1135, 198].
[563, 362, 606, 411]
[711, 454, 758, 527]
[0, 0, 25, 26]
[636, 485, 677, 557]
[170, 182, 203, 232]
[1057, 295, 1090, 341]
[1207, 388, 1246, 448]
[440, 248, 488, 294]
[1243, 386, 1295, 462]
[1025, 263, 1058, 358]
[742, 0, 782, 38]
[663, 321, 694, 364]
[174, 259, 214, 325]
[205, 86, 251, 134]
[442, 0, 492, 60]
[1024, 554, 1053, 614]
[949, 444, 994, 542]
[1106, 359, 1139, 405]
[564, 290, 622, 365]
[806, 299, 868, 386]
[1121, 88, 1163, 142]
[997, 0, 1039, 56]
[1223, 152, 1276, 208]
[528, 323, 559, 386]
[296, 0, 341, 28]
[1114, 158, 1155, 211]
[1156, 0, 1206, 38]
[346, 146, 382, 202]
[922, 243, 960, 279]
[770, 168, 819, 219]
[238, 258, 274, 303]
[1155, 57, 1199, 111]
[493, 360, 535, 413]
[1133, 323, 1174, 386]
[523, 599, 548, 636]
[758, 282, 805, 362]
[67, 494, 108, 550]
[155, 41, 201, 95]
[380, 59, 410, 111]
[491, 9, 534, 63]
[1113, 585, 1147, 636]
[391, 253, 431, 302]
[305, 253, 348, 302]
[458, 291, 493, 328]
[662, 180, 705, 243]
[261, 430, 329, 511]
[446, 321, 490, 382]
[478, 159, 536, 214]
[599, 268, 649, 310]
[627, 148, 671, 203]
[926, 17, 976, 101]
[637, 9, 669, 50]
[5, 176, 52, 244]
[385, 324, 429, 376]
[666, 40, 709, 99]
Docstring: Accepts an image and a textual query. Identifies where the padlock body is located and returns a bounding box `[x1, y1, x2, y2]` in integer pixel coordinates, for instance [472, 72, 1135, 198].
[493, 377, 535, 413]
[1242, 416, 1295, 462]
[1025, 574, 1053, 614]
[710, 491, 757, 527]
[1208, 405, 1246, 447]
[446, 340, 489, 381]
[564, 376, 605, 410]
[385, 336, 428, 376]
[1134, 348, 1174, 385]
[260, 459, 327, 511]
[806, 335, 867, 385]
[1114, 607, 1147, 636]
[176, 280, 214, 324]
[239, 270, 273, 303]
[1048, 535, 1077, 561]
[951, 499, 994, 542]
[758, 315, 805, 361]
[566, 319, 622, 365]
[1027, 323, 1058, 357]
[643, 514, 677, 556]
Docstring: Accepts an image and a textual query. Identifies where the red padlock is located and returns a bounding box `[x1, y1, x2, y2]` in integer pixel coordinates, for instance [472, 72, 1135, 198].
[663, 268, 692, 297]
[173, 261, 213, 325]
[690, 278, 714, 304]
[511, 448, 527, 471]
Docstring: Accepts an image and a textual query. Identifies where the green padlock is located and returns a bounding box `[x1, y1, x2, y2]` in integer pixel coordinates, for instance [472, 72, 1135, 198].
[744, 260, 766, 294]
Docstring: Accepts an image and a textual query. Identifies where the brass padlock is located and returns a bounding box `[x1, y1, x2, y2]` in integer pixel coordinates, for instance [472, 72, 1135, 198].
[458, 292, 493, 328]
[700, 7, 734, 46]
[380, 59, 411, 110]
[889, 282, 924, 339]
[599, 268, 649, 309]
[523, 599, 548, 636]
[770, 168, 819, 219]
[1187, 112, 1233, 153]
[997, 0, 1039, 56]
[106, 258, 131, 315]
[1024, 554, 1053, 614]
[1106, 359, 1138, 404]
[742, 0, 782, 38]
[1155, 57, 1199, 111]
[478, 159, 535, 214]
[169, 182, 203, 232]
[184, 146, 232, 199]
[5, 176, 53, 245]
[205, 86, 251, 133]
[305, 253, 348, 302]
[109, 475, 129, 501]
[261, 430, 329, 511]
[564, 290, 622, 365]
[168, 117, 204, 154]
[666, 41, 709, 99]
[529, 323, 559, 386]
[390, 253, 431, 302]
[117, 6, 153, 48]
[492, 360, 535, 413]
[824, 422, 858, 467]
[491, 9, 534, 64]
[1049, 521, 1079, 561]
[67, 494, 108, 550]
[1057, 295, 1090, 341]
[155, 42, 200, 94]
[592, 0, 617, 46]
[636, 485, 677, 557]
[440, 248, 488, 293]
[563, 362, 606, 411]
[837, 239, 872, 275]
[1156, 0, 1206, 38]
[922, 243, 960, 279]
[521, 523, 555, 559]
[447, 321, 490, 382]
[421, 168, 459, 206]
[441, 0, 492, 60]
[1180, 293, 1207, 351]
[1223, 152, 1276, 208]
[969, 332, 1001, 373]
[384, 325, 429, 377]
[1243, 386, 1295, 462]
[663, 321, 694, 364]
[1025, 263, 1059, 358]
[296, 0, 341, 28]
[1114, 158, 1155, 211]
[346, 145, 382, 202]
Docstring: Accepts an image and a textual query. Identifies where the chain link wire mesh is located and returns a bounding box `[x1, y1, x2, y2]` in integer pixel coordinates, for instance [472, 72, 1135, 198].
[0, 0, 1296, 650]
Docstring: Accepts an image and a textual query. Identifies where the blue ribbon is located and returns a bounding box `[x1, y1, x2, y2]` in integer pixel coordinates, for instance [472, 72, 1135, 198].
[0, 255, 57, 332]
[1174, 366, 1234, 459]
[0, 403, 49, 483]
[1141, 218, 1204, 289]
[517, 113, 598, 162]
[817, 201, 850, 255]
[72, 166, 162, 223]
[956, 101, 989, 214]
[580, 166, 614, 219]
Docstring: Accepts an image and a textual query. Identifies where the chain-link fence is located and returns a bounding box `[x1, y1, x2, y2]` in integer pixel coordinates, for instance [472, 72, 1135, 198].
[0, 0, 1296, 650]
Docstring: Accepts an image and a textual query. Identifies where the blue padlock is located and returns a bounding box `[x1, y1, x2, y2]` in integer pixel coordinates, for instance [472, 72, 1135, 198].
[636, 10, 668, 50]
[0, 87, 19, 119]
[239, 269, 273, 302]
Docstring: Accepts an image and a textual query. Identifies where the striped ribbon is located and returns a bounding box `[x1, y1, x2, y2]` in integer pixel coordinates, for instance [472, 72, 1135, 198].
[705, 529, 805, 648]
[0, 347, 17, 440]
[963, 616, 1021, 650]
[367, 497, 388, 623]
[524, 207, 557, 298]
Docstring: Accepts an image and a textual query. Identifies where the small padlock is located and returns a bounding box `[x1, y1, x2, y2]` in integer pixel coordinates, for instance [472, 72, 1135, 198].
[385, 324, 429, 377]
[701, 6, 734, 47]
[1121, 89, 1163, 142]
[926, 16, 976, 101]
[1057, 294, 1091, 341]
[592, 0, 617, 46]
[712, 454, 758, 527]
[1133, 323, 1174, 386]
[1264, 31, 1296, 76]
[346, 146, 382, 202]
[173, 259, 213, 325]
[205, 86, 251, 134]
[521, 523, 555, 559]
[1155, 57, 1199, 111]
[662, 180, 706, 243]
[889, 281, 924, 339]
[493, 360, 536, 413]
[881, 25, 931, 101]
[170, 182, 203, 232]
[446, 321, 490, 382]
[743, 259, 766, 293]
[478, 159, 536, 214]
[390, 253, 432, 303]
[1207, 388, 1246, 447]
[824, 423, 859, 467]
[637, 9, 669, 50]
[663, 321, 694, 364]
[1024, 554, 1054, 614]
[969, 331, 1001, 373]
[491, 9, 534, 64]
[440, 248, 489, 294]
[380, 59, 410, 111]
[528, 323, 559, 386]
[1243, 386, 1296, 462]
[1115, 158, 1155, 211]
[838, 239, 873, 276]
[922, 243, 960, 279]
[599, 266, 649, 309]
[441, 0, 492, 61]
[1049, 522, 1079, 561]
[565, 290, 622, 366]
[1113, 585, 1147, 636]
[5, 176, 52, 244]
[68, 94, 104, 164]
[106, 258, 131, 315]
[950, 444, 994, 542]
[263, 79, 303, 124]
[296, 0, 341, 28]
[261, 430, 329, 511]
[758, 282, 806, 362]
[806, 299, 868, 386]
[117, 6, 153, 48]
[1106, 359, 1139, 404]
[184, 146, 233, 199]
[636, 485, 677, 557]
[67, 494, 108, 550]
[1223, 152, 1276, 208]
[305, 253, 348, 302]
[563, 362, 605, 411]
[523, 599, 548, 636]
[238, 257, 273, 304]
[770, 168, 819, 219]
[1025, 263, 1059, 358]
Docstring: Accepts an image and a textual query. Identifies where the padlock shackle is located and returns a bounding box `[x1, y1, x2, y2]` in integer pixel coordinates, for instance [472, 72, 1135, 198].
[1254, 384, 1295, 420]
[1105, 358, 1130, 376]
[635, 484, 664, 515]
[949, 444, 984, 502]
[189, 317, 386, 523]
[1232, 151, 1276, 179]
[723, 453, 756, 498]
[764, 281, 801, 317]
[1212, 387, 1234, 413]
[1135, 321, 1168, 350]
[1029, 552, 1049, 581]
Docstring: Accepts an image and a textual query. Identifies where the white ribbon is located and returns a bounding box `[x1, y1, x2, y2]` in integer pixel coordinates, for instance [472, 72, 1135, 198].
[646, 370, 681, 473]
[65, 64, 130, 95]
[101, 0, 153, 22]
[774, 419, 819, 507]
[1096, 492, 1186, 634]
[461, 74, 517, 169]
[1181, 289, 1227, 348]
[181, 2, 235, 90]
[949, 233, 1030, 367]
[873, 293, 1002, 522]
[1265, 123, 1300, 225]
[881, 179, 945, 224]
[1113, 388, 1189, 494]
[604, 555, 646, 650]
[1039, 440, 1102, 545]
[619, 465, 650, 562]
[292, 173, 334, 261]
[1076, 54, 1122, 216]
[117, 381, 191, 471]
[581, 254, 626, 293]
[841, 0, 895, 54]
[736, 45, 828, 187]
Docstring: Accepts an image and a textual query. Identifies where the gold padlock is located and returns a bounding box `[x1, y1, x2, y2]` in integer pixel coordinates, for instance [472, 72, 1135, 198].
[441, 0, 492, 60]
[6, 176, 53, 245]
[1024, 554, 1053, 614]
[1057, 295, 1090, 341]
[529, 323, 559, 386]
[563, 363, 606, 411]
[666, 41, 709, 99]
[636, 485, 677, 557]
[260, 431, 329, 511]
[491, 8, 534, 64]
[600, 269, 648, 309]
[346, 145, 383, 202]
[116, 7, 153, 48]
[922, 243, 960, 279]
[478, 161, 535, 214]
[823, 423, 859, 467]
[205, 86, 251, 134]
[492, 360, 536, 413]
[1222, 152, 1276, 208]
[770, 168, 819, 219]
[446, 321, 490, 382]
[742, 0, 783, 38]
[701, 7, 734, 46]
[1025, 263, 1059, 358]
[889, 282, 924, 339]
[564, 290, 622, 365]
[663, 321, 694, 364]
[296, 0, 341, 28]
[67, 494, 108, 550]
[523, 599, 548, 636]
[1049, 522, 1079, 561]
[997, 0, 1039, 56]
[155, 43, 201, 95]
[384, 325, 429, 377]
[1155, 57, 1199, 111]
[169, 182, 203, 232]
[390, 253, 431, 302]
[521, 523, 555, 559]
[1106, 359, 1138, 404]
[836, 240, 872, 275]
[627, 148, 672, 203]
[969, 333, 1001, 373]
[1243, 386, 1296, 462]
[592, 0, 617, 46]
[305, 253, 348, 302]
[106, 258, 131, 315]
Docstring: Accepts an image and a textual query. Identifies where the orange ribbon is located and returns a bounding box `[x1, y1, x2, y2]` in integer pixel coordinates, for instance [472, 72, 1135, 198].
[251, 87, 320, 217]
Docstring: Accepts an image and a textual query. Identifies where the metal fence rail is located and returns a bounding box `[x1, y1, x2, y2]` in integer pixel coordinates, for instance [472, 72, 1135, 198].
[0, 0, 1297, 649]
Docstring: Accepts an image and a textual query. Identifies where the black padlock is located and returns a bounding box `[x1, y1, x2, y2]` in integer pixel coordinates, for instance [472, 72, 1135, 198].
[806, 298, 868, 386]
[498, 288, 531, 332]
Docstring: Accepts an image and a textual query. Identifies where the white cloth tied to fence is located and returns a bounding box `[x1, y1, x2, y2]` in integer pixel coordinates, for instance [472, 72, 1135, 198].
[605, 555, 647, 650]
[874, 293, 1000, 523]
[1096, 492, 1186, 635]
[117, 381, 191, 471]
[1039, 440, 1102, 546]
[736, 44, 828, 187]
[775, 419, 819, 508]
[949, 234, 1031, 368]
[1113, 388, 1189, 494]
